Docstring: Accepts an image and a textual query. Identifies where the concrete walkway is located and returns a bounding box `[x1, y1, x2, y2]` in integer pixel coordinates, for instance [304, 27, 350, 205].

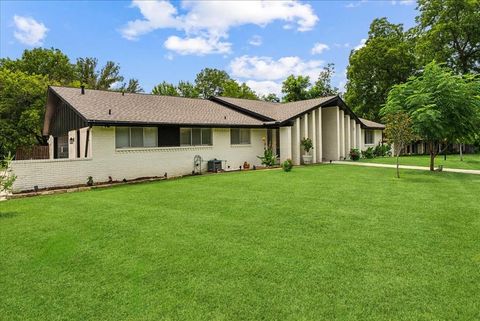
[333, 161, 480, 175]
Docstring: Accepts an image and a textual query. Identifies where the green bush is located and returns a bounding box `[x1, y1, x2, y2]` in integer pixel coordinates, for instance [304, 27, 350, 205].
[282, 159, 293, 172]
[349, 148, 360, 161]
[87, 176, 94, 186]
[361, 147, 375, 159]
[374, 144, 392, 157]
[257, 148, 277, 167]
[300, 137, 314, 153]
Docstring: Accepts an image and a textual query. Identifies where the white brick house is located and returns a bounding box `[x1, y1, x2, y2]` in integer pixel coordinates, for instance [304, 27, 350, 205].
[11, 86, 384, 192]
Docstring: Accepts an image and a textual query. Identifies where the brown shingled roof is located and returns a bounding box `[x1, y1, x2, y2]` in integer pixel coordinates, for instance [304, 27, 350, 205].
[48, 86, 384, 130]
[49, 86, 264, 127]
[212, 96, 337, 122]
[359, 118, 386, 129]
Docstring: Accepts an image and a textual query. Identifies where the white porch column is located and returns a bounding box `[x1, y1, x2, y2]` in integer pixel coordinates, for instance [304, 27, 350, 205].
[316, 108, 322, 162]
[308, 110, 316, 163]
[339, 110, 345, 159]
[350, 119, 356, 150]
[344, 115, 351, 158]
[356, 123, 362, 150]
[280, 126, 292, 162]
[291, 118, 301, 165]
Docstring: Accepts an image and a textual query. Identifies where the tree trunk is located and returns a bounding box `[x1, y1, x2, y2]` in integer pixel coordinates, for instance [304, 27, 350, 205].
[460, 143, 463, 161]
[396, 153, 400, 178]
[429, 142, 436, 171]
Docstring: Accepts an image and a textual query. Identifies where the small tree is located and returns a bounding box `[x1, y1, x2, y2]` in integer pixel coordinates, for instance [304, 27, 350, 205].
[384, 112, 416, 178]
[382, 61, 480, 171]
[1, 153, 16, 194]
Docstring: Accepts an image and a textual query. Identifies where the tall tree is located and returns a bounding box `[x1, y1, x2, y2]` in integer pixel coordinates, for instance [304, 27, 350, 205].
[151, 81, 178, 96]
[345, 18, 417, 121]
[177, 81, 199, 98]
[194, 68, 231, 98]
[76, 58, 124, 90]
[119, 79, 144, 93]
[416, 0, 480, 74]
[281, 75, 311, 102]
[262, 93, 280, 103]
[309, 63, 339, 98]
[0, 48, 75, 84]
[382, 61, 480, 171]
[0, 68, 48, 158]
[222, 80, 258, 100]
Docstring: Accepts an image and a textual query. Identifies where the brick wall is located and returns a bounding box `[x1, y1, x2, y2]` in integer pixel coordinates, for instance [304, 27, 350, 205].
[11, 126, 267, 192]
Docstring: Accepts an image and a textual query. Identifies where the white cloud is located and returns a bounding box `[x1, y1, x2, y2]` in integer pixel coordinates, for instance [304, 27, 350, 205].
[345, 0, 367, 8]
[248, 35, 262, 46]
[245, 80, 283, 96]
[230, 55, 324, 81]
[333, 43, 350, 48]
[311, 42, 329, 55]
[354, 38, 367, 51]
[13, 15, 48, 46]
[391, 0, 415, 5]
[120, 1, 180, 40]
[164, 35, 231, 55]
[121, 0, 318, 55]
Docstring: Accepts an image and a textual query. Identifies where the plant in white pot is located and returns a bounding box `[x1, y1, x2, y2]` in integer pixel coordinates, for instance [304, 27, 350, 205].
[300, 137, 314, 164]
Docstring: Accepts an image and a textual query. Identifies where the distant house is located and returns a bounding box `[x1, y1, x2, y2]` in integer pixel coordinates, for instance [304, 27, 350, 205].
[11, 86, 384, 192]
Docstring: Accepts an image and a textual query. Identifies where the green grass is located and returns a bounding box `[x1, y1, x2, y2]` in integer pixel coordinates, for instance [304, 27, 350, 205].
[359, 153, 480, 170]
[1, 165, 479, 321]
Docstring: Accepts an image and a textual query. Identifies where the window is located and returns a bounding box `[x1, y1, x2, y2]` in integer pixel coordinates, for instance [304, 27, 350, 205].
[54, 135, 69, 159]
[364, 130, 374, 145]
[180, 128, 213, 146]
[230, 128, 251, 145]
[115, 127, 158, 148]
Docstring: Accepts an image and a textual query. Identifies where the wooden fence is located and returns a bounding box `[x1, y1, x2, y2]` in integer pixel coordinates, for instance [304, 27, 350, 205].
[15, 146, 49, 160]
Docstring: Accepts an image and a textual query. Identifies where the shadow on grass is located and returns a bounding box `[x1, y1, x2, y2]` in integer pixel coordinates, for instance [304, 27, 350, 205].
[0, 211, 19, 219]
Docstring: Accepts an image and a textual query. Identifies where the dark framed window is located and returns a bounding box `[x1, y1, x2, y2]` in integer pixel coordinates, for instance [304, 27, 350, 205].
[364, 130, 374, 145]
[115, 127, 158, 148]
[231, 128, 251, 145]
[180, 128, 212, 146]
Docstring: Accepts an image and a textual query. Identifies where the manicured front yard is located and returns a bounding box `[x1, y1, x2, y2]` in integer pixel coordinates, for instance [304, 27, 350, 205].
[1, 165, 479, 321]
[359, 153, 480, 170]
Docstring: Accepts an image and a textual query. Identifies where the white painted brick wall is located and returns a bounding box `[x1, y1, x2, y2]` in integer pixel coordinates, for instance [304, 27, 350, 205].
[12, 126, 267, 192]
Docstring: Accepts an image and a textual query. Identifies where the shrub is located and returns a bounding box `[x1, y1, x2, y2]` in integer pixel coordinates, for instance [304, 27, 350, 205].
[257, 148, 277, 167]
[374, 144, 392, 157]
[87, 176, 94, 186]
[361, 147, 375, 159]
[282, 159, 293, 172]
[300, 137, 314, 153]
[0, 153, 16, 193]
[349, 148, 360, 161]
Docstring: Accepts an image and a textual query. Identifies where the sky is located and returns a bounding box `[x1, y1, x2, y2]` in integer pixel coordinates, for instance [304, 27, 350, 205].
[0, 0, 418, 96]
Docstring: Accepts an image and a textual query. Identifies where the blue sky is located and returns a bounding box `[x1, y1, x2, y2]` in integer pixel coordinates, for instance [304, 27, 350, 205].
[0, 0, 417, 96]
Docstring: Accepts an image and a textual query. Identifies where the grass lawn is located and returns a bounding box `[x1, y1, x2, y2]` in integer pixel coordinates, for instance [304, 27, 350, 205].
[1, 165, 479, 321]
[359, 153, 480, 170]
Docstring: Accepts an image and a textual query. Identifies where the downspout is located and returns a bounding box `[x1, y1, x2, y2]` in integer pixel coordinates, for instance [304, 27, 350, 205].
[84, 126, 91, 158]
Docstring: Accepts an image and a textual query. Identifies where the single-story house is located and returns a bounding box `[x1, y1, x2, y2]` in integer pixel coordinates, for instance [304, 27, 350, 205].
[11, 86, 385, 192]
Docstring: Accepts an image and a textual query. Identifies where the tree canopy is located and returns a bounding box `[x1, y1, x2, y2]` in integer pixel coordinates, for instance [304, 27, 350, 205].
[415, 0, 480, 74]
[382, 61, 480, 170]
[345, 18, 417, 121]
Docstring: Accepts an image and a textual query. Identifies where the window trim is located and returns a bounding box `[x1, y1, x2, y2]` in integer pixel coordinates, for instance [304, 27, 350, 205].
[115, 127, 159, 149]
[364, 129, 375, 145]
[179, 127, 213, 146]
[230, 128, 251, 145]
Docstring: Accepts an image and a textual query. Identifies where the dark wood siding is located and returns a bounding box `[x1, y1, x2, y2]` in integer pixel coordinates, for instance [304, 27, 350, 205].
[50, 102, 87, 137]
[158, 126, 180, 147]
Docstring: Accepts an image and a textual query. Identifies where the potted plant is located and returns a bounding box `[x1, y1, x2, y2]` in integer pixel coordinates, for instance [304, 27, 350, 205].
[243, 161, 250, 170]
[349, 148, 360, 161]
[300, 137, 313, 164]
